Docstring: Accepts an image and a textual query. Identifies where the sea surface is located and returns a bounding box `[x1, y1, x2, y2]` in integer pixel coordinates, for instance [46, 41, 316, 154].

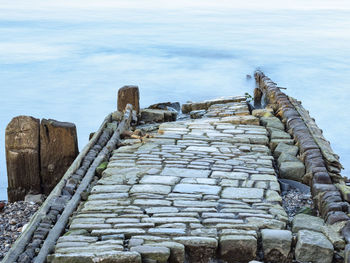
[1, 0, 349, 200]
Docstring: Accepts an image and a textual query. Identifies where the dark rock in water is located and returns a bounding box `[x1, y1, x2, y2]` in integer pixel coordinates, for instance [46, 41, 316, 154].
[254, 88, 263, 108]
[40, 119, 79, 195]
[118, 85, 140, 113]
[148, 102, 180, 112]
[6, 116, 41, 202]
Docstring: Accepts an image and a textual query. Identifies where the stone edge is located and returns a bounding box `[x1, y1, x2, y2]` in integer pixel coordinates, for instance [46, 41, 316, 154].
[254, 71, 350, 247]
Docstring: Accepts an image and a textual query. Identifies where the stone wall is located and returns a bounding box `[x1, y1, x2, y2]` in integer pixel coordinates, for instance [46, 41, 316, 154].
[254, 70, 350, 261]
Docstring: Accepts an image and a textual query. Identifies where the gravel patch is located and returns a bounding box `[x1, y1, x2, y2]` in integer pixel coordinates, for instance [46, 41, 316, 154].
[282, 189, 314, 221]
[0, 200, 39, 260]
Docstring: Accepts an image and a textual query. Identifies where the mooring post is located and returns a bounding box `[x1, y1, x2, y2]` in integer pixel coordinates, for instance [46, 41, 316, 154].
[118, 85, 140, 113]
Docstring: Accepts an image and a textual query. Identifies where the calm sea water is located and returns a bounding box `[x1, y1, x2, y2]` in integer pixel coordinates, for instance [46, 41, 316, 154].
[1, 0, 349, 200]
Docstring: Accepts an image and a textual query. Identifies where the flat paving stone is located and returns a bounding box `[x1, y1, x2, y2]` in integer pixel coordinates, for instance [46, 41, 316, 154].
[161, 167, 210, 178]
[186, 146, 219, 152]
[173, 184, 221, 195]
[211, 171, 249, 180]
[221, 187, 264, 199]
[140, 175, 180, 185]
[130, 184, 171, 195]
[91, 185, 131, 193]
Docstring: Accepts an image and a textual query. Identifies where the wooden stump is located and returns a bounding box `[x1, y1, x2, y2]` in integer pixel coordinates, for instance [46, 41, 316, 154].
[5, 116, 41, 202]
[40, 119, 79, 195]
[118, 85, 140, 113]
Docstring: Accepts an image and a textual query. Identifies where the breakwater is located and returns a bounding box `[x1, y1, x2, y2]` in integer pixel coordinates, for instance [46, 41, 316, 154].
[2, 73, 349, 263]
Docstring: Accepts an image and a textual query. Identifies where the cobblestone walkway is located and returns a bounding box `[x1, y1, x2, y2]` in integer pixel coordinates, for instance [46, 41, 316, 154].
[51, 98, 288, 263]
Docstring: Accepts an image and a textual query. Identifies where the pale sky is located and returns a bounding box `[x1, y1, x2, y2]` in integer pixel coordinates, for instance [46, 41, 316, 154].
[1, 0, 350, 12]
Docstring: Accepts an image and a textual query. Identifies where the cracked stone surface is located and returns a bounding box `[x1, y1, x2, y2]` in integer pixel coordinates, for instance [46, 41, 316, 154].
[51, 97, 292, 263]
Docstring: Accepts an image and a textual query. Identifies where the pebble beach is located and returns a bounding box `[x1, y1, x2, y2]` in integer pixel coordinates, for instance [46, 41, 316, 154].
[0, 201, 39, 260]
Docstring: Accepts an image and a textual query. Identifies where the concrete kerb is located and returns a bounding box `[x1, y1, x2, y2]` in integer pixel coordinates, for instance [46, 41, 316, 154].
[2, 113, 112, 263]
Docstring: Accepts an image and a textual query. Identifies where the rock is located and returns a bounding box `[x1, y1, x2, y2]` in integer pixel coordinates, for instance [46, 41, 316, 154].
[292, 214, 324, 233]
[219, 235, 257, 263]
[117, 85, 140, 113]
[345, 244, 350, 263]
[312, 183, 337, 196]
[221, 187, 263, 199]
[321, 225, 345, 250]
[246, 217, 286, 229]
[6, 116, 41, 201]
[261, 229, 292, 263]
[336, 183, 350, 202]
[52, 251, 141, 263]
[266, 190, 282, 202]
[295, 230, 334, 263]
[112, 111, 123, 121]
[279, 179, 310, 194]
[130, 245, 170, 263]
[141, 109, 177, 123]
[0, 202, 5, 212]
[279, 161, 305, 182]
[173, 237, 217, 263]
[96, 162, 108, 177]
[270, 139, 294, 151]
[148, 242, 185, 263]
[219, 115, 259, 125]
[274, 143, 298, 158]
[260, 117, 285, 130]
[24, 194, 44, 204]
[270, 130, 291, 140]
[141, 109, 164, 123]
[129, 238, 144, 248]
[181, 103, 192, 114]
[190, 110, 206, 119]
[40, 119, 79, 195]
[342, 221, 350, 243]
[326, 211, 350, 225]
[148, 102, 180, 112]
[252, 109, 273, 118]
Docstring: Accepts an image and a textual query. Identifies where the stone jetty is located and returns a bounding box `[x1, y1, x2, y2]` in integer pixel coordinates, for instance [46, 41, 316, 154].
[3, 72, 350, 263]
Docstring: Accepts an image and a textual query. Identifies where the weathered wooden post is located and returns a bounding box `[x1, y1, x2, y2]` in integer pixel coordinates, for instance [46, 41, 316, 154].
[40, 119, 79, 195]
[5, 116, 41, 202]
[5, 116, 79, 201]
[118, 85, 140, 113]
